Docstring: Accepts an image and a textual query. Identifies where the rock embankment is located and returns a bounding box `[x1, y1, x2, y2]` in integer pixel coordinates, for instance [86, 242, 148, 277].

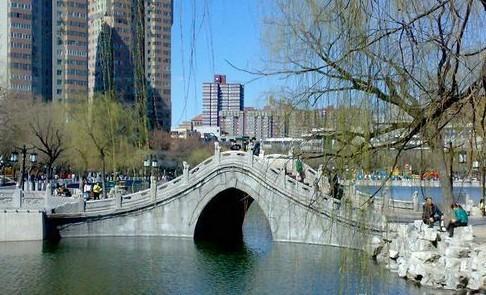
[369, 221, 486, 291]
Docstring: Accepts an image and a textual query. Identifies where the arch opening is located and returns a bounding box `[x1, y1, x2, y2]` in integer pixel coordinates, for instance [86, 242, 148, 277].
[194, 188, 255, 247]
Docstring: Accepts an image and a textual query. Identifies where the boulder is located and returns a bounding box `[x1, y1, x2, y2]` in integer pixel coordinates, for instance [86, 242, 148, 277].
[444, 257, 462, 270]
[397, 258, 408, 278]
[419, 227, 439, 242]
[453, 226, 474, 242]
[413, 220, 424, 231]
[444, 246, 471, 258]
[408, 239, 436, 252]
[444, 272, 469, 290]
[411, 251, 441, 263]
[389, 249, 399, 260]
[467, 272, 484, 290]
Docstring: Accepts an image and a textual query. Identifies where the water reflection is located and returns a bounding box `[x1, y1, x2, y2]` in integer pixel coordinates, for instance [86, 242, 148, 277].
[0, 203, 454, 295]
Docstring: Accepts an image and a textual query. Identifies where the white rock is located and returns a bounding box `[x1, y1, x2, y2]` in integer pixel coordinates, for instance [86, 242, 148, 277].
[389, 249, 399, 259]
[420, 227, 439, 242]
[371, 236, 382, 244]
[409, 239, 436, 252]
[397, 259, 408, 278]
[444, 257, 462, 270]
[411, 251, 441, 263]
[413, 220, 423, 231]
[453, 226, 474, 241]
[444, 246, 471, 258]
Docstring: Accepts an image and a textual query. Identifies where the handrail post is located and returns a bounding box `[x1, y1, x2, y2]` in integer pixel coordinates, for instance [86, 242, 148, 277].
[183, 161, 190, 184]
[214, 142, 221, 164]
[248, 151, 253, 167]
[150, 175, 157, 201]
[115, 186, 122, 209]
[412, 191, 419, 212]
[281, 167, 286, 188]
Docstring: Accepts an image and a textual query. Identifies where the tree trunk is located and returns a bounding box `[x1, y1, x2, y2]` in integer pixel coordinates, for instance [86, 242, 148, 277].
[432, 134, 454, 216]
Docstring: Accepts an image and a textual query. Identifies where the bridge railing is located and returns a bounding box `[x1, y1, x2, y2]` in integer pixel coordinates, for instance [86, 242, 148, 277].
[349, 188, 419, 212]
[0, 187, 80, 211]
[49, 148, 384, 230]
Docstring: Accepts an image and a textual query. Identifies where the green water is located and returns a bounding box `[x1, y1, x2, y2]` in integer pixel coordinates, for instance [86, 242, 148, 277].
[0, 237, 455, 295]
[0, 205, 452, 295]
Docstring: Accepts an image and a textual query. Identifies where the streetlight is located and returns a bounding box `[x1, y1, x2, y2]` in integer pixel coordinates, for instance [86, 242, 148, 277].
[151, 157, 159, 179]
[10, 145, 37, 190]
[143, 158, 151, 181]
[0, 155, 5, 186]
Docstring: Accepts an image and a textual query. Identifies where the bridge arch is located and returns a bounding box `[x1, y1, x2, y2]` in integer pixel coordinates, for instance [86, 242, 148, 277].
[190, 175, 275, 245]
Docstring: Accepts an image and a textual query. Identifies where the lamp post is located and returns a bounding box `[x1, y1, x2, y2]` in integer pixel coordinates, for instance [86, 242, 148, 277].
[151, 157, 158, 179]
[10, 145, 37, 190]
[0, 155, 5, 186]
[143, 158, 150, 182]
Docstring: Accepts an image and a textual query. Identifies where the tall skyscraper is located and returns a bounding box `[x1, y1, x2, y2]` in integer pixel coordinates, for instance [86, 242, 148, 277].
[0, 0, 34, 95]
[52, 0, 88, 101]
[88, 0, 173, 130]
[202, 74, 244, 127]
[1, 0, 88, 102]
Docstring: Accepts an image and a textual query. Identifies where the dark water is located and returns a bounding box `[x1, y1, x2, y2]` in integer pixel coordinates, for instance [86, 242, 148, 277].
[0, 205, 450, 295]
[358, 185, 483, 203]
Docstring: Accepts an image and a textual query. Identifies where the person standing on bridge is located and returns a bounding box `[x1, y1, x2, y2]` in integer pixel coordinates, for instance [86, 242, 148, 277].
[295, 156, 304, 182]
[93, 182, 102, 200]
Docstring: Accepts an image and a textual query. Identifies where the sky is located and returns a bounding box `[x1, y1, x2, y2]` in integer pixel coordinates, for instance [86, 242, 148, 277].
[170, 0, 279, 127]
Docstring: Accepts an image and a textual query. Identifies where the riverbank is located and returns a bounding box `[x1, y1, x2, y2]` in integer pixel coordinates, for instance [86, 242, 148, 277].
[369, 221, 486, 291]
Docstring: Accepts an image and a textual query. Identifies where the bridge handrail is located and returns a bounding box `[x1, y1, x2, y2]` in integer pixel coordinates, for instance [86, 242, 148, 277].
[50, 151, 384, 231]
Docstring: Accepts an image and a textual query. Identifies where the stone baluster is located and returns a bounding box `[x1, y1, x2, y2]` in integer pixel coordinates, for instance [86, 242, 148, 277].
[412, 191, 419, 212]
[248, 151, 253, 167]
[13, 188, 22, 209]
[150, 175, 157, 201]
[183, 161, 190, 184]
[281, 166, 287, 188]
[214, 142, 221, 164]
[115, 186, 122, 209]
[382, 187, 390, 210]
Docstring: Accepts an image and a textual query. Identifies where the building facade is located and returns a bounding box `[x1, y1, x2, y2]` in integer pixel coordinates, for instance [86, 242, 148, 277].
[202, 74, 244, 127]
[0, 0, 38, 97]
[52, 0, 88, 101]
[88, 0, 172, 130]
[0, 0, 89, 101]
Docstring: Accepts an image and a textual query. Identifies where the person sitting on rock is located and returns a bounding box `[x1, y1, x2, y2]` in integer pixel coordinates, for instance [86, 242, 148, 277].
[422, 197, 444, 229]
[446, 203, 468, 237]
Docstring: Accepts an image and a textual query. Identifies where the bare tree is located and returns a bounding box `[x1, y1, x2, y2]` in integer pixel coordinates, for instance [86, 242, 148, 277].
[30, 109, 67, 179]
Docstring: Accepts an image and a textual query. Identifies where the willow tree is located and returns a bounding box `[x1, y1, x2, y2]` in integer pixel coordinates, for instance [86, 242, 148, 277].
[259, 0, 486, 209]
[68, 96, 146, 196]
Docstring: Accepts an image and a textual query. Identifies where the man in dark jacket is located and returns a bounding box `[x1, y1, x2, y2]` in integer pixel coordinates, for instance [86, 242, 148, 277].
[422, 197, 444, 228]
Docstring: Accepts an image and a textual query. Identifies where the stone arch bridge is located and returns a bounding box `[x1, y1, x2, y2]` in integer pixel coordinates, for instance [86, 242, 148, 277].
[45, 147, 384, 248]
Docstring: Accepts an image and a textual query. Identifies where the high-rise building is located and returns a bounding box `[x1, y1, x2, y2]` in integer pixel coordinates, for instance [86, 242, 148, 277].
[1, 0, 34, 95]
[88, 0, 173, 130]
[219, 110, 245, 137]
[52, 0, 88, 101]
[0, 0, 88, 101]
[202, 74, 244, 127]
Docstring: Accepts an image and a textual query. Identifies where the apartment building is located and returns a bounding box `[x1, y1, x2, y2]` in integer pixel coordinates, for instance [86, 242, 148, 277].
[202, 74, 244, 127]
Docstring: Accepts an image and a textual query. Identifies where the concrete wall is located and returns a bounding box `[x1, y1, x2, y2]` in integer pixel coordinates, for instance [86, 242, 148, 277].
[0, 211, 45, 241]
